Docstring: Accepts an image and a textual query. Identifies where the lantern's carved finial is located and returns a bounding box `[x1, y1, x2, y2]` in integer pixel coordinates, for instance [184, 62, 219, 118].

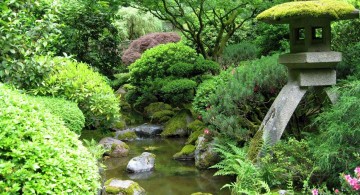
[256, 0, 359, 156]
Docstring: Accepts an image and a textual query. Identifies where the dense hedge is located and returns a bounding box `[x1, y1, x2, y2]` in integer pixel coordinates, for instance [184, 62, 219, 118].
[31, 57, 120, 129]
[30, 96, 85, 134]
[0, 83, 100, 194]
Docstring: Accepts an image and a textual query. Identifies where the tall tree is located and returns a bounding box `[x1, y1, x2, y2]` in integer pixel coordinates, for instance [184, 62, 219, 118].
[127, 0, 271, 60]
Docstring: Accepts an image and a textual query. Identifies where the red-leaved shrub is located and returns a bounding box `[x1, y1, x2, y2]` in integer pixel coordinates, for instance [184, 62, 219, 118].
[121, 32, 181, 65]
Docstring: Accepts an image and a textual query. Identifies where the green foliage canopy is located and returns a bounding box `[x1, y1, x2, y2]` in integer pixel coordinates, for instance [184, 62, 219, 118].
[55, 0, 122, 77]
[128, 0, 272, 60]
[0, 0, 60, 89]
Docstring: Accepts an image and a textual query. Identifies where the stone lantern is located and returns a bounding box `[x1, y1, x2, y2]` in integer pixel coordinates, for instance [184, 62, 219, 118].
[255, 0, 359, 150]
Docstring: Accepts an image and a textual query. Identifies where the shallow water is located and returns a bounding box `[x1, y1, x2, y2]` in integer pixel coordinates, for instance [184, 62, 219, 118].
[103, 138, 231, 195]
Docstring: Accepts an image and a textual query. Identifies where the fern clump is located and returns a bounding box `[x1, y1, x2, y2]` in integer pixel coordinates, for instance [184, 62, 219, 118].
[211, 143, 270, 194]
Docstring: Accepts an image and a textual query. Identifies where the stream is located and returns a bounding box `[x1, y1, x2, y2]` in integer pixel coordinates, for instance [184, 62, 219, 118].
[103, 137, 231, 195]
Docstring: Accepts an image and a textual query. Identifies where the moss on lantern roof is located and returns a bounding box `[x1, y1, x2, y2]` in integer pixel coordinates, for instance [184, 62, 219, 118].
[257, 0, 359, 24]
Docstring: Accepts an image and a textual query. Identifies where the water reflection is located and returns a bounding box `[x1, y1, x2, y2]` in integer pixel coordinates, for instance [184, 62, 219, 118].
[103, 138, 231, 195]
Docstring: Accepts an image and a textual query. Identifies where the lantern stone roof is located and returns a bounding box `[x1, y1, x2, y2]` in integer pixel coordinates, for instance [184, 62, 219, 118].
[257, 0, 359, 24]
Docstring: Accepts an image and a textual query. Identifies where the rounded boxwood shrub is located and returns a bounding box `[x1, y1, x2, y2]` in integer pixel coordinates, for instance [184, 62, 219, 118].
[30, 96, 85, 134]
[0, 83, 100, 194]
[31, 57, 120, 129]
[128, 42, 220, 109]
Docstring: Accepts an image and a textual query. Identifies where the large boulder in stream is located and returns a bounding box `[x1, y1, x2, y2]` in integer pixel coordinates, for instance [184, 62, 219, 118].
[161, 109, 193, 137]
[127, 152, 156, 173]
[133, 124, 163, 138]
[99, 137, 129, 157]
[104, 178, 146, 195]
[195, 135, 220, 169]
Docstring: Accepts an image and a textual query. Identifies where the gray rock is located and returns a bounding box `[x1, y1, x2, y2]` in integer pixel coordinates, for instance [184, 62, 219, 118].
[133, 124, 163, 137]
[104, 178, 145, 195]
[194, 136, 220, 169]
[99, 137, 129, 158]
[127, 152, 155, 173]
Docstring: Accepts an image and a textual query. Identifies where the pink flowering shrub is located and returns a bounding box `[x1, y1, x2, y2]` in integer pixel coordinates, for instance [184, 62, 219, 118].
[121, 32, 181, 65]
[342, 167, 360, 192]
[312, 166, 360, 194]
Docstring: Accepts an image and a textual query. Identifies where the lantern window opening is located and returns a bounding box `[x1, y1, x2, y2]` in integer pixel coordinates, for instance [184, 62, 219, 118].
[295, 27, 305, 43]
[312, 27, 324, 40]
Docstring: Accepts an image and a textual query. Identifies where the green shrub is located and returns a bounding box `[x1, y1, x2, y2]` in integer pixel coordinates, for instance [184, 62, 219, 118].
[221, 42, 259, 67]
[55, 0, 122, 78]
[128, 42, 220, 109]
[167, 62, 195, 77]
[310, 79, 360, 186]
[111, 72, 131, 89]
[201, 54, 287, 142]
[193, 70, 232, 116]
[332, 19, 360, 79]
[30, 96, 85, 134]
[260, 138, 314, 189]
[0, 83, 100, 194]
[31, 57, 120, 129]
[161, 78, 197, 104]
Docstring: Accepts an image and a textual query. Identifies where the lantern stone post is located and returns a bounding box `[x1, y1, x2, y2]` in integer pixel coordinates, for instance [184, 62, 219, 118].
[255, 0, 359, 153]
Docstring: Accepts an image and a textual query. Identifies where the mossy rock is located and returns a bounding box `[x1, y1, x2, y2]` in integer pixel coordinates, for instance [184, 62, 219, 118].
[195, 136, 220, 169]
[186, 120, 206, 145]
[116, 131, 137, 141]
[161, 109, 193, 137]
[247, 129, 264, 162]
[257, 0, 358, 23]
[186, 130, 203, 145]
[152, 110, 175, 123]
[144, 102, 173, 116]
[173, 144, 196, 160]
[144, 102, 174, 123]
[187, 120, 206, 132]
[104, 178, 145, 195]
